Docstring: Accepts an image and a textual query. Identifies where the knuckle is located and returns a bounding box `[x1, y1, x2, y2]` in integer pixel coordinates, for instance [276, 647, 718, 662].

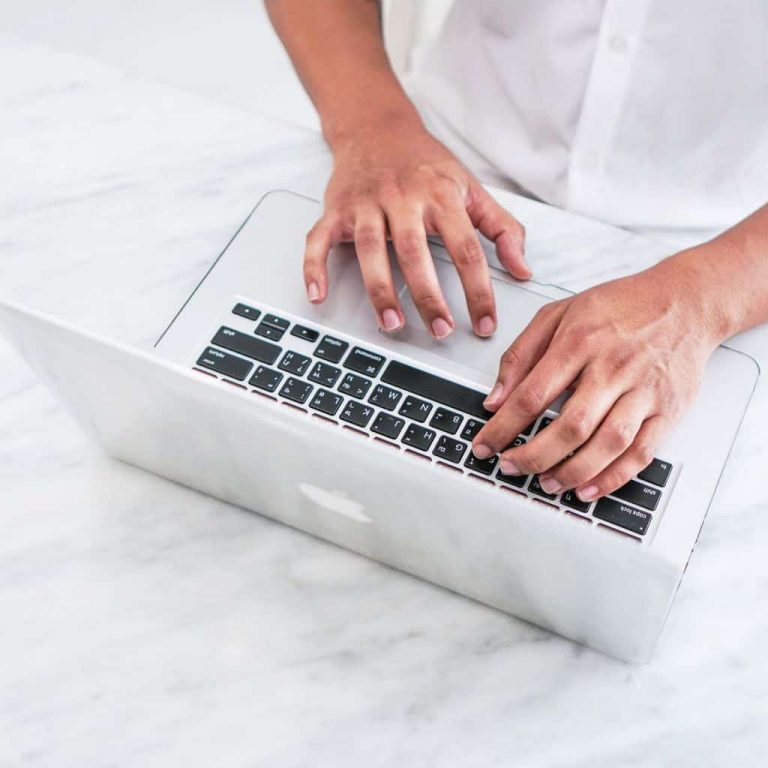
[501, 345, 522, 367]
[604, 421, 635, 452]
[394, 229, 424, 263]
[431, 177, 462, 208]
[355, 223, 382, 252]
[561, 409, 592, 443]
[468, 285, 494, 309]
[411, 289, 442, 310]
[516, 385, 547, 416]
[454, 238, 485, 268]
[305, 222, 324, 247]
[629, 442, 655, 468]
[411, 287, 443, 316]
[608, 350, 633, 375]
[367, 279, 394, 304]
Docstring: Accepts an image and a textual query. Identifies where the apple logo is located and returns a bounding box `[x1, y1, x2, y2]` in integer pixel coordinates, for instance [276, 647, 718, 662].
[298, 482, 371, 523]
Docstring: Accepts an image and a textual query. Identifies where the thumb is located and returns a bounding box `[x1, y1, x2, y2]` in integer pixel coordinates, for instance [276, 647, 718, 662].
[466, 183, 531, 280]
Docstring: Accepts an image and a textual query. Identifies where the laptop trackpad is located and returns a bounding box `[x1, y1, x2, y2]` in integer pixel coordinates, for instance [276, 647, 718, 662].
[393, 257, 557, 386]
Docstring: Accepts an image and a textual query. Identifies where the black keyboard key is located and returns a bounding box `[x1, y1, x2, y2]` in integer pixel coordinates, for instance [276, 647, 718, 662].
[262, 313, 289, 331]
[339, 372, 372, 399]
[290, 324, 320, 343]
[432, 435, 467, 463]
[611, 479, 661, 511]
[279, 350, 311, 376]
[371, 412, 405, 440]
[381, 360, 491, 420]
[536, 416, 554, 433]
[309, 389, 343, 416]
[497, 469, 527, 488]
[196, 347, 253, 381]
[309, 361, 342, 388]
[399, 396, 432, 423]
[255, 322, 285, 341]
[561, 489, 591, 513]
[637, 458, 672, 488]
[232, 303, 260, 321]
[528, 475, 558, 500]
[460, 418, 485, 441]
[211, 327, 281, 365]
[520, 420, 536, 437]
[369, 384, 402, 410]
[249, 365, 284, 392]
[315, 335, 349, 363]
[464, 452, 499, 476]
[503, 435, 526, 451]
[593, 498, 651, 535]
[340, 400, 374, 428]
[344, 347, 385, 377]
[402, 424, 436, 451]
[430, 407, 463, 435]
[279, 377, 313, 404]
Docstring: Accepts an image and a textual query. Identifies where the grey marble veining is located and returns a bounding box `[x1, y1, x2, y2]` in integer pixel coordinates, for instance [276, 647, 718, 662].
[2, 46, 768, 767]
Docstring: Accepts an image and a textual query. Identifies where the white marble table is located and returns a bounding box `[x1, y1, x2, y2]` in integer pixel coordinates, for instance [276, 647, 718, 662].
[3, 47, 768, 767]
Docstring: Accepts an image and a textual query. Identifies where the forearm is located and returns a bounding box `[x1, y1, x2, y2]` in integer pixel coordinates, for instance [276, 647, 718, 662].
[265, 0, 423, 150]
[653, 203, 768, 343]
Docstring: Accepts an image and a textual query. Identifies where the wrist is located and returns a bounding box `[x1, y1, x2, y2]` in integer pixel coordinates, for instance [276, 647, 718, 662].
[322, 97, 425, 154]
[652, 246, 740, 347]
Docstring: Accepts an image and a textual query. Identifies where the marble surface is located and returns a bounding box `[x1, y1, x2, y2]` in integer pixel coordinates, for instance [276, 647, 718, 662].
[2, 46, 768, 767]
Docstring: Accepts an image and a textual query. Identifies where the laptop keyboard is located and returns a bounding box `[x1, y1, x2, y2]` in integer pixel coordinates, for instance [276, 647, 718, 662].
[193, 301, 676, 544]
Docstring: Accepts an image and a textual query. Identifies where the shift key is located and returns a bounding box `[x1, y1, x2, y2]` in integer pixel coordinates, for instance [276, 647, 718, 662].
[211, 326, 281, 365]
[612, 479, 661, 511]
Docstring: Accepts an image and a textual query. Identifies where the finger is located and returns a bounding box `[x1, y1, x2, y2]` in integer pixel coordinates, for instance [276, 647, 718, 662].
[501, 372, 629, 484]
[387, 205, 455, 339]
[304, 215, 338, 303]
[537, 389, 651, 494]
[466, 182, 530, 279]
[435, 207, 496, 337]
[353, 207, 404, 332]
[575, 414, 669, 502]
[472, 341, 585, 462]
[483, 302, 567, 411]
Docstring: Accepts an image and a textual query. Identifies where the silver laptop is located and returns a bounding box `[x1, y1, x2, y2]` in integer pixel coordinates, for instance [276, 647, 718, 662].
[0, 190, 758, 662]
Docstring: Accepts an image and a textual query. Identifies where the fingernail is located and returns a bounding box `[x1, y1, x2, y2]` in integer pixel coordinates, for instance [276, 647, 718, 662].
[431, 317, 453, 339]
[381, 309, 402, 332]
[476, 315, 495, 337]
[472, 443, 493, 460]
[307, 282, 320, 302]
[500, 459, 521, 476]
[484, 382, 503, 407]
[576, 484, 599, 502]
[539, 476, 562, 494]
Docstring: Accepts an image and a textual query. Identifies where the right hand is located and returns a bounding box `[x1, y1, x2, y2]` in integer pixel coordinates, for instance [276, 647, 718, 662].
[304, 120, 531, 338]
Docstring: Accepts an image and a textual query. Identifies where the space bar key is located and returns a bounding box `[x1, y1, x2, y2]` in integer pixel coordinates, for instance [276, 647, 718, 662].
[380, 360, 491, 420]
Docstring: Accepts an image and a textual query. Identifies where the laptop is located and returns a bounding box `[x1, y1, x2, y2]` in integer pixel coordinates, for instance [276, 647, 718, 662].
[0, 190, 758, 662]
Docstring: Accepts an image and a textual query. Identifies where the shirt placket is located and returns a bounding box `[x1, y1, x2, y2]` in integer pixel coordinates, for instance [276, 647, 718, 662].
[566, 0, 651, 218]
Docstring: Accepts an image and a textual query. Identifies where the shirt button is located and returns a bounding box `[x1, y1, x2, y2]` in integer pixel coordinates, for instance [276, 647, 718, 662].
[608, 34, 628, 53]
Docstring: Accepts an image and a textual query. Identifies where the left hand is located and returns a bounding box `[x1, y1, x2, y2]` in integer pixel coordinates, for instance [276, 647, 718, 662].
[471, 262, 723, 501]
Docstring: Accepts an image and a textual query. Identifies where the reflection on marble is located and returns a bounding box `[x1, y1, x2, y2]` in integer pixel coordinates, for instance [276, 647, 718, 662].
[2, 46, 768, 767]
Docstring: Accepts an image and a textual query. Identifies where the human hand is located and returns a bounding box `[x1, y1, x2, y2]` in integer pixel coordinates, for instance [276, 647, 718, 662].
[471, 262, 725, 501]
[304, 120, 530, 338]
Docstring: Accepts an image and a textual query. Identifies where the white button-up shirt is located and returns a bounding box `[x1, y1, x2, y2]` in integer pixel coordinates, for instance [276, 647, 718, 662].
[406, 0, 768, 240]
